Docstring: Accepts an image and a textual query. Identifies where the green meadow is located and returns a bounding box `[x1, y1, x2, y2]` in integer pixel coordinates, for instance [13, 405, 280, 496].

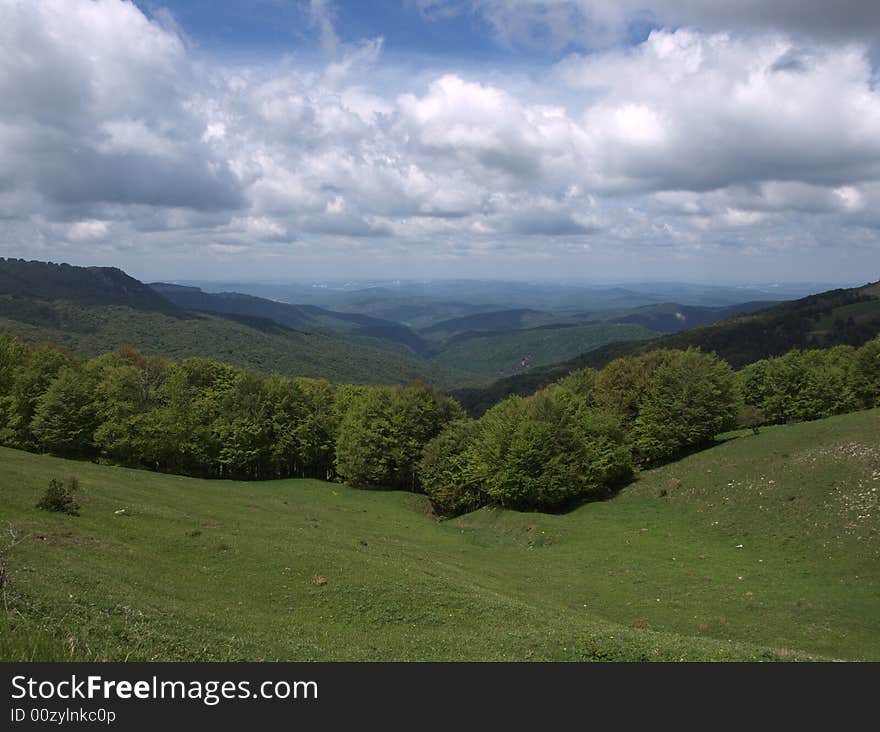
[2, 408, 878, 662]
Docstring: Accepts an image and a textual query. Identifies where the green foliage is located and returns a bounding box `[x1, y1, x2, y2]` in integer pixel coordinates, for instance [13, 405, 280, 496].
[593, 351, 671, 428]
[633, 349, 738, 463]
[0, 301, 478, 390]
[335, 383, 463, 491]
[737, 404, 766, 434]
[418, 419, 484, 515]
[852, 337, 880, 408]
[429, 322, 655, 377]
[30, 366, 100, 459]
[467, 391, 632, 511]
[739, 344, 871, 425]
[552, 367, 597, 408]
[454, 281, 880, 416]
[0, 343, 75, 450]
[90, 348, 170, 467]
[2, 325, 877, 523]
[36, 477, 80, 516]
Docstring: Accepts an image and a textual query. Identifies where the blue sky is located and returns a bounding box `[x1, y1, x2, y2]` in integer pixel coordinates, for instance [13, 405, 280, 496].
[132, 0, 641, 62]
[140, 1, 494, 58]
[2, 1, 880, 284]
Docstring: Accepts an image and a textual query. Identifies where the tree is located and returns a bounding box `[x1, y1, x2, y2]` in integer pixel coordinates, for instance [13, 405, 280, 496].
[335, 383, 462, 491]
[91, 349, 169, 466]
[468, 391, 632, 511]
[335, 387, 397, 488]
[593, 351, 671, 428]
[148, 358, 236, 476]
[418, 419, 484, 515]
[633, 349, 738, 464]
[30, 366, 99, 459]
[748, 347, 859, 425]
[852, 337, 880, 408]
[0, 344, 73, 450]
[214, 370, 272, 479]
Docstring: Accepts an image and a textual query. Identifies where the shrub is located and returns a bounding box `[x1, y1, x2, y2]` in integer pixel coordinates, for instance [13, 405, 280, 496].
[36, 477, 80, 516]
[418, 419, 485, 516]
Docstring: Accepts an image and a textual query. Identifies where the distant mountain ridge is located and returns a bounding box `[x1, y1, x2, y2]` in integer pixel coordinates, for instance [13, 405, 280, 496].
[0, 259, 479, 388]
[592, 300, 776, 334]
[150, 283, 432, 355]
[451, 280, 880, 415]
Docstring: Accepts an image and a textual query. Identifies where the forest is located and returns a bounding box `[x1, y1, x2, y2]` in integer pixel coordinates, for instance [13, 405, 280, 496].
[2, 331, 878, 516]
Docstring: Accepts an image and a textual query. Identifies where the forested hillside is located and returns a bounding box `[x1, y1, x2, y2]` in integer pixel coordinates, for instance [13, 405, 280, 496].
[1, 260, 666, 382]
[4, 329, 877, 514]
[151, 283, 432, 356]
[453, 281, 880, 415]
[0, 259, 478, 388]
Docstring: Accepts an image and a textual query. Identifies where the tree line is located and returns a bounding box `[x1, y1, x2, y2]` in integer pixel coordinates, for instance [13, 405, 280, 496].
[737, 341, 880, 426]
[1, 332, 878, 516]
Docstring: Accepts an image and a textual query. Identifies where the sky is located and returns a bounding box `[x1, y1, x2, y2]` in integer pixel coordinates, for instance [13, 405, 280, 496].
[1, 1, 880, 284]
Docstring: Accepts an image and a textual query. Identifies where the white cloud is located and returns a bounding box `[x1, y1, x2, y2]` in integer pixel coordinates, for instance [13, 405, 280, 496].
[1, 0, 879, 282]
[67, 219, 110, 241]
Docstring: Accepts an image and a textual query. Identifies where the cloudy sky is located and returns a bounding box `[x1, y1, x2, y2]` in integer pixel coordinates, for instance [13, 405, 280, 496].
[1, 0, 879, 284]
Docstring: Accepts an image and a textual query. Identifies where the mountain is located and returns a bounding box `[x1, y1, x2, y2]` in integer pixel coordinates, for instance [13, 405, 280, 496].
[429, 322, 656, 377]
[181, 278, 823, 325]
[150, 283, 431, 356]
[0, 259, 479, 388]
[452, 280, 880, 415]
[589, 301, 776, 334]
[147, 284, 666, 375]
[420, 309, 568, 340]
[421, 301, 775, 342]
[0, 258, 180, 314]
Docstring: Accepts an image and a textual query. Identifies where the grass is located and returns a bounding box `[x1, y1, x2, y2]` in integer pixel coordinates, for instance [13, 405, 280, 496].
[1, 409, 879, 661]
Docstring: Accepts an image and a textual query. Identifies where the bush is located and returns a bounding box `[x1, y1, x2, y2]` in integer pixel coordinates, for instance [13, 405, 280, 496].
[418, 419, 485, 515]
[36, 477, 80, 516]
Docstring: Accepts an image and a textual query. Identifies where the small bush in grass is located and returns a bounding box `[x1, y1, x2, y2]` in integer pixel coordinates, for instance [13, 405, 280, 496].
[36, 477, 80, 516]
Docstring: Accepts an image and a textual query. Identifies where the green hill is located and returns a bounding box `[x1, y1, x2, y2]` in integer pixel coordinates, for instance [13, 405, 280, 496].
[0, 302, 476, 389]
[420, 309, 569, 340]
[429, 322, 655, 377]
[0, 260, 479, 389]
[587, 300, 776, 334]
[0, 260, 662, 384]
[3, 408, 878, 661]
[0, 258, 178, 314]
[151, 283, 432, 356]
[454, 281, 880, 415]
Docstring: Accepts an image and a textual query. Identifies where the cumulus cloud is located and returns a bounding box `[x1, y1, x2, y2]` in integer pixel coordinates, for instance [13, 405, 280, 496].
[1, 0, 879, 282]
[0, 0, 245, 216]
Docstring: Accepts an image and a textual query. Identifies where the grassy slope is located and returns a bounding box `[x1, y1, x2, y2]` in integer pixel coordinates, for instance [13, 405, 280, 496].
[2, 409, 879, 661]
[430, 323, 655, 377]
[0, 304, 480, 390]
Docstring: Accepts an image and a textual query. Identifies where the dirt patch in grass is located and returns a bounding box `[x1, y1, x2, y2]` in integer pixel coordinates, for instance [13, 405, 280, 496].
[30, 532, 98, 546]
